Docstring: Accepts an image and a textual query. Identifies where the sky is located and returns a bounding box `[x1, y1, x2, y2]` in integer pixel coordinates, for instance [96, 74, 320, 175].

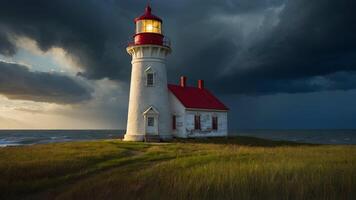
[0, 0, 356, 130]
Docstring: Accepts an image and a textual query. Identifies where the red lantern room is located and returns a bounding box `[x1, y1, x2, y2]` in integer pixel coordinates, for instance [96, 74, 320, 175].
[130, 5, 169, 47]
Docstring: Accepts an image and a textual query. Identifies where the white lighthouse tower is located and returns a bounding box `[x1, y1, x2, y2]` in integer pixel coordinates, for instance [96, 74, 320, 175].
[124, 5, 172, 141]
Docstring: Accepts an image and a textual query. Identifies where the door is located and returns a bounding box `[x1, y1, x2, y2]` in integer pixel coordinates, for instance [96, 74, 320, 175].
[146, 116, 158, 135]
[143, 106, 159, 136]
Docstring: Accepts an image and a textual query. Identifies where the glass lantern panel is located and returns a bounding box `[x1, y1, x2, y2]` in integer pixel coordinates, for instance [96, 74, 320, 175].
[136, 20, 162, 34]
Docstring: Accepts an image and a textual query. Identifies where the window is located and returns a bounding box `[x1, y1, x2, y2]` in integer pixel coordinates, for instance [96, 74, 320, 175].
[136, 20, 162, 34]
[212, 116, 218, 130]
[194, 115, 201, 130]
[172, 115, 176, 130]
[147, 117, 154, 127]
[147, 73, 154, 86]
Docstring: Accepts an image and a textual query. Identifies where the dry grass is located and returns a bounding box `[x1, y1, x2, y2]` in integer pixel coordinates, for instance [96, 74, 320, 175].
[0, 137, 355, 199]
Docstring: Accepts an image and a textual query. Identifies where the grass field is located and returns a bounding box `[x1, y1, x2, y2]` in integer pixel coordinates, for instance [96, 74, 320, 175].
[0, 136, 355, 200]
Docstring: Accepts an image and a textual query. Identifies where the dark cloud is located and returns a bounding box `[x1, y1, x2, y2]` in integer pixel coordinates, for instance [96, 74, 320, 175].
[166, 0, 356, 95]
[0, 0, 356, 96]
[0, 0, 133, 80]
[0, 31, 16, 56]
[0, 61, 92, 104]
[210, 0, 356, 94]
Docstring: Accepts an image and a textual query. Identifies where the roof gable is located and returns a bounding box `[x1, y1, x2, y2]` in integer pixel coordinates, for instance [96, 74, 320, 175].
[168, 84, 229, 111]
[143, 106, 159, 115]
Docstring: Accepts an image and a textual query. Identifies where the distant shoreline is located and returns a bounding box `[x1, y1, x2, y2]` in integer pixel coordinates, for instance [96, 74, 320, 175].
[1, 129, 356, 146]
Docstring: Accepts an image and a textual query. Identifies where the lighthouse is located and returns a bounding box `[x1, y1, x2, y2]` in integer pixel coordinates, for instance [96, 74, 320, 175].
[124, 5, 172, 141]
[124, 5, 229, 142]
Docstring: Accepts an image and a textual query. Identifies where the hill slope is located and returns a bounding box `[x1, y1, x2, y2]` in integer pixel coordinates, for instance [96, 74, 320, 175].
[0, 137, 355, 199]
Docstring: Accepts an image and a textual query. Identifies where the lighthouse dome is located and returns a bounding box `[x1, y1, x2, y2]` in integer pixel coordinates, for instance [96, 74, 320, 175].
[135, 5, 162, 23]
[131, 5, 169, 47]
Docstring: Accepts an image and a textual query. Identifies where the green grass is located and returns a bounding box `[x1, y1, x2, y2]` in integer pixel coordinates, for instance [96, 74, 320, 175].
[0, 136, 355, 200]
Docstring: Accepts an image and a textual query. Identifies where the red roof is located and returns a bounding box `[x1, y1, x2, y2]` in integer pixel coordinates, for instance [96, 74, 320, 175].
[168, 84, 229, 111]
[135, 5, 162, 23]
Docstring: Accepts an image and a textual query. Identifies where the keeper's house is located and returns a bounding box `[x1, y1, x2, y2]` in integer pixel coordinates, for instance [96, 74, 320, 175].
[169, 76, 229, 138]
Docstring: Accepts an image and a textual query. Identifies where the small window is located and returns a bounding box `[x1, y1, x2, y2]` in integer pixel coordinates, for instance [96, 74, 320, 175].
[212, 116, 218, 130]
[147, 117, 154, 127]
[147, 73, 154, 86]
[172, 115, 176, 130]
[194, 115, 201, 130]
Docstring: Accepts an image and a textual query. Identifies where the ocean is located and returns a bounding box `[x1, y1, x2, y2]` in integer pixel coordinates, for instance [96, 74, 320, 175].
[0, 130, 124, 147]
[0, 129, 355, 147]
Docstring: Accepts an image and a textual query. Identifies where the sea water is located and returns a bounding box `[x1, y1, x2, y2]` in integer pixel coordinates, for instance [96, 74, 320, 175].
[0, 129, 355, 147]
[0, 130, 124, 147]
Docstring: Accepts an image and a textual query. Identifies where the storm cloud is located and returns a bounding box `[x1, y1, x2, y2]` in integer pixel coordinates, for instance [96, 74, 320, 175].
[0, 61, 92, 104]
[0, 0, 356, 97]
[0, 31, 16, 56]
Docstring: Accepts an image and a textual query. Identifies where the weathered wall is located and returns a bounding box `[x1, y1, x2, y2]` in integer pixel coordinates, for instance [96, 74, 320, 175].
[185, 110, 228, 138]
[169, 92, 186, 138]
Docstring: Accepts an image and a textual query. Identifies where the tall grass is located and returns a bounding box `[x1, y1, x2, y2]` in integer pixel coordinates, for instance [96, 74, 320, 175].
[0, 137, 355, 199]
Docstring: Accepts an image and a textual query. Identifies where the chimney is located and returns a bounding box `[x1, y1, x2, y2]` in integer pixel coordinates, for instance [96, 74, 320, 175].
[180, 76, 187, 87]
[198, 79, 204, 89]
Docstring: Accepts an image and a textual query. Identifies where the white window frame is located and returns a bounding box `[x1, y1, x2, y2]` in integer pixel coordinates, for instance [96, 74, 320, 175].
[145, 67, 155, 87]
